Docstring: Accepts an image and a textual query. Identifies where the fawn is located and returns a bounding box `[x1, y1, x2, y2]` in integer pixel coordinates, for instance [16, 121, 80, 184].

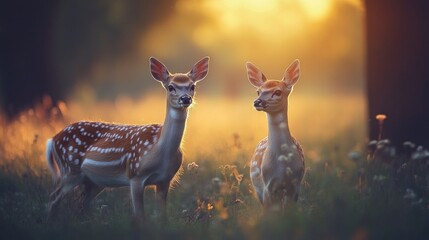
[246, 59, 305, 209]
[46, 57, 210, 220]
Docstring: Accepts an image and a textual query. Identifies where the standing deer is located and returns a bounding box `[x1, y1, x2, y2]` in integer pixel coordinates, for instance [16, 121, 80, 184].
[46, 57, 210, 220]
[246, 60, 305, 210]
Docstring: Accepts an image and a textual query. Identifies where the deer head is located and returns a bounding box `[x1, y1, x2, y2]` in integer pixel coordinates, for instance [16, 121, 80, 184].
[150, 57, 210, 109]
[246, 60, 300, 113]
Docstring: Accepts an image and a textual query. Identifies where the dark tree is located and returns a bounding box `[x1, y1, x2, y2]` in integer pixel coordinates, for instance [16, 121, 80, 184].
[0, 0, 177, 119]
[0, 1, 58, 117]
[365, 0, 429, 146]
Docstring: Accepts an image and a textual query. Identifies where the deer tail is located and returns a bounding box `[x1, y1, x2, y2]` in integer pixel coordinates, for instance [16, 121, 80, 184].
[46, 139, 60, 183]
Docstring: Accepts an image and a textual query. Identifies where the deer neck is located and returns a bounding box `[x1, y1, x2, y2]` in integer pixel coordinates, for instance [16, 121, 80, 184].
[266, 103, 293, 157]
[157, 101, 188, 155]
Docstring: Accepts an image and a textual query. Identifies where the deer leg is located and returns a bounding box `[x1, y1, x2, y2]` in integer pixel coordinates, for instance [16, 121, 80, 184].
[262, 188, 273, 210]
[130, 179, 145, 221]
[155, 181, 170, 223]
[47, 174, 85, 221]
[49, 183, 63, 200]
[47, 185, 64, 221]
[80, 180, 104, 214]
[263, 182, 285, 211]
[288, 180, 301, 203]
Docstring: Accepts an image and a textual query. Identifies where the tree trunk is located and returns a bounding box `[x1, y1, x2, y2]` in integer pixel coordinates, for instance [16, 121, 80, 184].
[0, 1, 58, 117]
[365, 0, 429, 146]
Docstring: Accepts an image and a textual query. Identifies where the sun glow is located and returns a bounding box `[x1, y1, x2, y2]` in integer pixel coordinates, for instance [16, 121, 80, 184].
[0, 92, 366, 166]
[300, 0, 333, 20]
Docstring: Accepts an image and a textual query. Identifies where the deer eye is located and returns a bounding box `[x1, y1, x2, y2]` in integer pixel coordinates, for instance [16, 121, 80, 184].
[273, 90, 282, 97]
[190, 85, 195, 91]
[167, 85, 176, 92]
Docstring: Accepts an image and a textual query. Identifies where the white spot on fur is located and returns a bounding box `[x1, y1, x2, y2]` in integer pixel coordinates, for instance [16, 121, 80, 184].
[251, 167, 260, 178]
[278, 155, 290, 162]
[281, 144, 289, 152]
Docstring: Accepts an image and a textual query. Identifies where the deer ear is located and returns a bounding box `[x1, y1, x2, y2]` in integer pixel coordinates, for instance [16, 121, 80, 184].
[188, 56, 210, 83]
[246, 62, 267, 88]
[283, 59, 300, 89]
[149, 57, 170, 83]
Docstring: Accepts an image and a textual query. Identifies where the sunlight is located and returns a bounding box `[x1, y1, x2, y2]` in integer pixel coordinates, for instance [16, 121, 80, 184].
[300, 0, 333, 20]
[141, 0, 364, 82]
[0, 91, 366, 166]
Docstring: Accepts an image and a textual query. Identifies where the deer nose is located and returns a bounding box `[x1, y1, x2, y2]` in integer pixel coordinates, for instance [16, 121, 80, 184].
[254, 99, 263, 107]
[179, 95, 192, 105]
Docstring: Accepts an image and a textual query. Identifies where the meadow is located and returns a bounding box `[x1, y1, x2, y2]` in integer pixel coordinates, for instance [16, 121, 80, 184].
[1, 93, 428, 240]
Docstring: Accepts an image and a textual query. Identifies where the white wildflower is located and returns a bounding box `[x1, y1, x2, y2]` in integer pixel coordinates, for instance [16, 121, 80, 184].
[403, 141, 416, 148]
[348, 151, 362, 162]
[403, 188, 416, 200]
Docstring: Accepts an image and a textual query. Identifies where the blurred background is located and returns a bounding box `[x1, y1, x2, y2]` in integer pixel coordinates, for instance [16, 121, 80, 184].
[0, 0, 428, 156]
[0, 0, 365, 108]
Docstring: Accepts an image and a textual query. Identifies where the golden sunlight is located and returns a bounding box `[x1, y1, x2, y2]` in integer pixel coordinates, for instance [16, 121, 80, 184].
[140, 0, 364, 90]
[175, 0, 305, 49]
[299, 0, 333, 20]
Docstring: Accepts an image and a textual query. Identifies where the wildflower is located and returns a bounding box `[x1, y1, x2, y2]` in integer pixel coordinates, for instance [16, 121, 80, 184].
[211, 177, 221, 186]
[377, 139, 391, 148]
[231, 167, 243, 183]
[375, 114, 387, 140]
[412, 148, 429, 161]
[368, 140, 378, 152]
[403, 188, 417, 200]
[207, 203, 214, 211]
[187, 162, 199, 171]
[403, 141, 416, 149]
[375, 114, 387, 122]
[373, 175, 386, 181]
[348, 151, 362, 162]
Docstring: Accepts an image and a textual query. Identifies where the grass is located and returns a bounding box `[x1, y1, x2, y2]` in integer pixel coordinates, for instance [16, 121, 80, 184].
[1, 93, 429, 239]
